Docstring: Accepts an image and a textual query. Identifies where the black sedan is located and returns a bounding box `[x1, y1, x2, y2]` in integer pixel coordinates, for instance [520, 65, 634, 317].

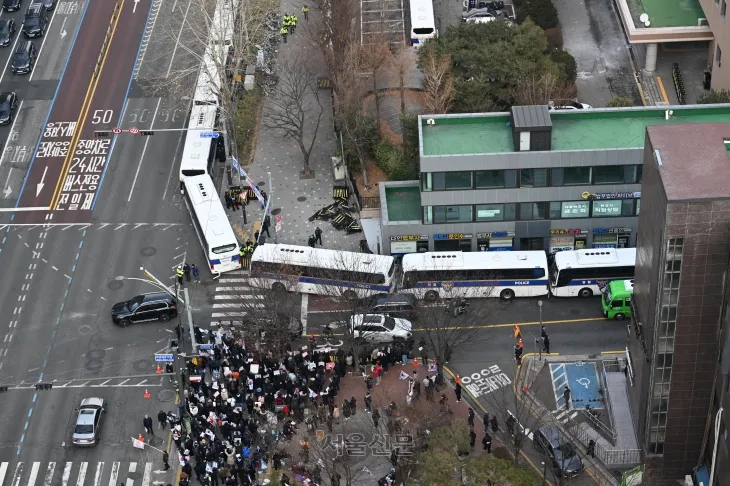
[2, 0, 21, 12]
[0, 19, 16, 47]
[0, 92, 18, 126]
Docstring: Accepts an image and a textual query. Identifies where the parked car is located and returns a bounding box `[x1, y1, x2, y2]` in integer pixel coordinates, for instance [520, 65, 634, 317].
[548, 101, 593, 110]
[11, 40, 36, 74]
[0, 92, 18, 125]
[0, 19, 17, 47]
[355, 293, 418, 320]
[111, 292, 177, 327]
[349, 314, 413, 343]
[72, 397, 106, 446]
[533, 427, 584, 478]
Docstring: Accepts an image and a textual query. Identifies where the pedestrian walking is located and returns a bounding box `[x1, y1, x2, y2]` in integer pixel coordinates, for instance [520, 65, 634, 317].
[280, 25, 288, 42]
[490, 415, 499, 433]
[455, 381, 462, 402]
[372, 408, 380, 429]
[469, 428, 476, 448]
[483, 412, 489, 433]
[302, 4, 309, 20]
[183, 263, 191, 282]
[262, 215, 271, 237]
[239, 246, 245, 268]
[176, 266, 184, 286]
[163, 450, 170, 471]
[364, 392, 372, 412]
[157, 410, 167, 430]
[254, 230, 260, 243]
[468, 408, 475, 427]
[541, 325, 547, 340]
[482, 432, 492, 453]
[563, 385, 571, 409]
[191, 264, 200, 283]
[349, 396, 357, 416]
[307, 235, 316, 248]
[543, 334, 550, 354]
[143, 415, 154, 436]
[587, 439, 596, 457]
[314, 227, 323, 246]
[260, 191, 267, 209]
[342, 400, 351, 421]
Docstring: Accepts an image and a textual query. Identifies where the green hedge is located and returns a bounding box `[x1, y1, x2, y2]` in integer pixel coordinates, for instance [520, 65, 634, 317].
[374, 140, 417, 181]
[551, 49, 577, 83]
[514, 0, 559, 30]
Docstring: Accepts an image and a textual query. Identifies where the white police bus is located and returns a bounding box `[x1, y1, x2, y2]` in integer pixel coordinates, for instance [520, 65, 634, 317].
[178, 104, 218, 183]
[549, 248, 636, 298]
[400, 251, 549, 301]
[249, 244, 396, 298]
[183, 175, 240, 274]
[409, 0, 437, 46]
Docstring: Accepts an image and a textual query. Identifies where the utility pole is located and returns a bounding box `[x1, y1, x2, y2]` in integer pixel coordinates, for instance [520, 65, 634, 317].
[538, 300, 543, 360]
[257, 171, 273, 245]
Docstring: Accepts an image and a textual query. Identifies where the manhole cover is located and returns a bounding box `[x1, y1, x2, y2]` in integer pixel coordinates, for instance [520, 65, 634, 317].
[107, 279, 123, 290]
[158, 389, 175, 402]
[140, 246, 157, 257]
[257, 181, 266, 187]
[271, 208, 282, 215]
[78, 325, 92, 335]
[133, 358, 153, 372]
[297, 196, 307, 202]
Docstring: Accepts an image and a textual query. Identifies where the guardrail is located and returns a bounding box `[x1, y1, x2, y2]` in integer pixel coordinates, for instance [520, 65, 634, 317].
[564, 413, 641, 467]
[598, 366, 618, 445]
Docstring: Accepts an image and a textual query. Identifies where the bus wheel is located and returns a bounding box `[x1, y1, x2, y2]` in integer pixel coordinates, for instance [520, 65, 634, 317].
[424, 290, 439, 302]
[500, 289, 515, 301]
[342, 290, 357, 300]
[579, 288, 593, 298]
[614, 313, 625, 320]
[272, 282, 286, 293]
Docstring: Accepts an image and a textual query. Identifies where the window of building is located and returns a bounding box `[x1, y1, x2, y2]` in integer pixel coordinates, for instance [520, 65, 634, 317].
[594, 165, 643, 184]
[475, 170, 517, 188]
[504, 203, 517, 220]
[548, 201, 562, 219]
[422, 172, 473, 191]
[519, 202, 546, 220]
[520, 168, 548, 187]
[429, 205, 473, 224]
[552, 167, 592, 186]
[561, 201, 590, 218]
[476, 204, 505, 221]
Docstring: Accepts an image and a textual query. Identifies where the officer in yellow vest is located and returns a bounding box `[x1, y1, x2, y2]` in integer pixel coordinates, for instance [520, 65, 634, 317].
[291, 14, 297, 34]
[239, 246, 246, 268]
[280, 25, 288, 43]
[302, 5, 309, 20]
[176, 266, 184, 285]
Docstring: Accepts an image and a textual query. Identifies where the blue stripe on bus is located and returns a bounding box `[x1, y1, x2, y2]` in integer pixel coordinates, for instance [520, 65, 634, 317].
[413, 280, 547, 288]
[260, 273, 391, 292]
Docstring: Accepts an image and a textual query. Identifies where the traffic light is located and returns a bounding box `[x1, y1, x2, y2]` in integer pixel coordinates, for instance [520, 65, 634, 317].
[140, 131, 154, 136]
[35, 382, 53, 390]
[94, 131, 110, 137]
[0, 385, 8, 393]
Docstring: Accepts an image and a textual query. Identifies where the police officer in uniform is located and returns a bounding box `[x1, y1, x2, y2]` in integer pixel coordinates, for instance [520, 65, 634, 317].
[302, 5, 309, 20]
[176, 266, 184, 285]
[280, 24, 288, 43]
[239, 245, 246, 268]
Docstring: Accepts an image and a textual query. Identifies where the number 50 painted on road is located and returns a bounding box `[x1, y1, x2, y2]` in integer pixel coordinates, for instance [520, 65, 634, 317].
[91, 109, 114, 125]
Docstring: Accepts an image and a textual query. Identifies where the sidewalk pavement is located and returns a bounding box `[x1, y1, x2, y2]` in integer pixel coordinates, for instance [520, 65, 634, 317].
[238, 3, 360, 252]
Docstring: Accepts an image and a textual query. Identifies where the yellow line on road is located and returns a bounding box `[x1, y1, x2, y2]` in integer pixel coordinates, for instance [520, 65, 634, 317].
[49, 0, 126, 209]
[600, 350, 624, 354]
[656, 76, 669, 104]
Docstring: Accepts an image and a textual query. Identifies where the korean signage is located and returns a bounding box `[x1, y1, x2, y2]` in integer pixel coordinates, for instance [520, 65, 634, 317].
[583, 191, 641, 200]
[592, 200, 622, 216]
[433, 233, 472, 240]
[391, 241, 419, 254]
[476, 231, 515, 238]
[561, 201, 590, 218]
[390, 235, 428, 241]
[550, 236, 575, 253]
[550, 229, 586, 235]
[593, 228, 632, 234]
[593, 233, 618, 248]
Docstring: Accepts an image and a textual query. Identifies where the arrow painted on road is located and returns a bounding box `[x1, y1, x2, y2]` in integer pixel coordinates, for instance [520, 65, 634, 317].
[3, 168, 12, 198]
[36, 166, 48, 197]
[133, 0, 139, 12]
[59, 17, 67, 38]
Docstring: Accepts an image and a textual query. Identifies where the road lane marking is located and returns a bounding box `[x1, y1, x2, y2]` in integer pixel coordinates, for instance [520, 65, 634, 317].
[128, 98, 161, 201]
[166, 0, 192, 77]
[0, 100, 24, 176]
[108, 462, 119, 486]
[50, 0, 127, 209]
[142, 462, 152, 485]
[10, 463, 23, 486]
[28, 462, 41, 485]
[0, 462, 7, 485]
[28, 8, 60, 82]
[126, 462, 136, 486]
[92, 462, 104, 486]
[0, 26, 24, 88]
[42, 462, 55, 486]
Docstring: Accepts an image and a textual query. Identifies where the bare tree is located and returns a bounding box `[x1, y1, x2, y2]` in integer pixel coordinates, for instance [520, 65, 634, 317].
[336, 88, 378, 187]
[387, 43, 417, 114]
[421, 50, 455, 114]
[360, 38, 394, 132]
[262, 57, 324, 177]
[510, 68, 577, 107]
[142, 0, 277, 156]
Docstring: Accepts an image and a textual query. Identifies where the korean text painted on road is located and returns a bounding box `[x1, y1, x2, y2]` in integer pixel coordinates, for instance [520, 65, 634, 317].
[459, 364, 512, 398]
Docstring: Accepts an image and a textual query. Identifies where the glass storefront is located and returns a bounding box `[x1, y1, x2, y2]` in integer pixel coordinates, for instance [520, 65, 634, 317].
[433, 233, 472, 252]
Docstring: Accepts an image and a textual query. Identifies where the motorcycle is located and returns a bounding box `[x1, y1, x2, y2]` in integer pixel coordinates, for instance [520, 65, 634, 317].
[445, 297, 469, 317]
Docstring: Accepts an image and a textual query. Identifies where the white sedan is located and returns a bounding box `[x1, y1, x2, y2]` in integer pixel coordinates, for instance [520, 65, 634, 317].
[349, 314, 413, 343]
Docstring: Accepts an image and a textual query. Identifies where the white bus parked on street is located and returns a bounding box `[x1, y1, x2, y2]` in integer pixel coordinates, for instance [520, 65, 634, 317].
[183, 175, 240, 274]
[409, 0, 437, 46]
[250, 244, 396, 298]
[549, 248, 636, 298]
[400, 251, 549, 301]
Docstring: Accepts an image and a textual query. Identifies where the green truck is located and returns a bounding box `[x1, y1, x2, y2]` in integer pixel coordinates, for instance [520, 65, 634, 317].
[601, 279, 634, 320]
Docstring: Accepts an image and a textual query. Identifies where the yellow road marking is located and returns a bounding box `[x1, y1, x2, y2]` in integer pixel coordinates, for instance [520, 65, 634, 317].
[656, 76, 669, 104]
[600, 350, 624, 354]
[49, 0, 126, 209]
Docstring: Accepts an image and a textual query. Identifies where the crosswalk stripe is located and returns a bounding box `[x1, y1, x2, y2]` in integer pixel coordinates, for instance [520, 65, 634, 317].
[126, 462, 136, 486]
[42, 462, 55, 486]
[11, 463, 23, 486]
[76, 462, 87, 486]
[142, 462, 152, 486]
[27, 462, 40, 485]
[108, 462, 119, 486]
[214, 294, 264, 300]
[61, 462, 72, 486]
[212, 312, 247, 318]
[93, 462, 104, 486]
[213, 302, 263, 309]
[217, 278, 249, 283]
[0, 462, 8, 486]
[215, 286, 259, 292]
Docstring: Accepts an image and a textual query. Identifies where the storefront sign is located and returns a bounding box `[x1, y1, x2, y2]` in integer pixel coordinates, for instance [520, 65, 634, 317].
[592, 200, 622, 215]
[433, 233, 473, 240]
[390, 235, 428, 242]
[593, 233, 618, 248]
[476, 231, 515, 238]
[550, 229, 586, 235]
[583, 192, 641, 200]
[561, 201, 590, 218]
[550, 236, 575, 253]
[390, 241, 419, 254]
[593, 228, 632, 234]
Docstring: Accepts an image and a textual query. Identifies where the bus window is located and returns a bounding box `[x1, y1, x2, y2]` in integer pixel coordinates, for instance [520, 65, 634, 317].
[555, 269, 572, 287]
[413, 27, 434, 35]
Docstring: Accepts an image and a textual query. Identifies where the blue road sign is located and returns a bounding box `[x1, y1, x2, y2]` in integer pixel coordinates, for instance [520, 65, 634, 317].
[199, 132, 220, 139]
[199, 344, 214, 351]
[154, 353, 175, 362]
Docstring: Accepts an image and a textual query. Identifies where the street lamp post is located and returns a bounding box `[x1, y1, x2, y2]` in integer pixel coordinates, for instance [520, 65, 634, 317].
[541, 461, 547, 486]
[538, 300, 543, 359]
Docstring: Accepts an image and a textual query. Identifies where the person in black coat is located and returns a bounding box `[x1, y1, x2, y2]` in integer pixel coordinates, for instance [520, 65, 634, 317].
[455, 382, 462, 402]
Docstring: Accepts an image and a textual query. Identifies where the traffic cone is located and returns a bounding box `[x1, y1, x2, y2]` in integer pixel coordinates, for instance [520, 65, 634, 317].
[144, 389, 151, 399]
[156, 365, 162, 374]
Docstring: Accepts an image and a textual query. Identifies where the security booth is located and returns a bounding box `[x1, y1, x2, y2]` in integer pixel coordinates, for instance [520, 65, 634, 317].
[433, 233, 472, 252]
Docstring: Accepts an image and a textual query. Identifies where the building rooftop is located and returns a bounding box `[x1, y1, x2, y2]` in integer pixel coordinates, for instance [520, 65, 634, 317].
[648, 123, 730, 201]
[625, 0, 705, 28]
[421, 105, 730, 156]
[384, 185, 421, 222]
